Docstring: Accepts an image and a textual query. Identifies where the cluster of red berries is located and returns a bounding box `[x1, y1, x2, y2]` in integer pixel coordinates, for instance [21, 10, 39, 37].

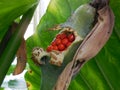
[47, 32, 75, 52]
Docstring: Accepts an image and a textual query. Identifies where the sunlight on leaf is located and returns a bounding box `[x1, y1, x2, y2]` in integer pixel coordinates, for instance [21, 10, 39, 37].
[0, 0, 38, 40]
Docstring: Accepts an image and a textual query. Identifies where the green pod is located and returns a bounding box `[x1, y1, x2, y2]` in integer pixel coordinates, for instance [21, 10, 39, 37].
[61, 4, 96, 38]
[48, 4, 96, 66]
[32, 4, 96, 90]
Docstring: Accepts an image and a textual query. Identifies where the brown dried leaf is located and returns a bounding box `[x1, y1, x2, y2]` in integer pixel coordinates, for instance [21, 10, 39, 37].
[13, 38, 27, 75]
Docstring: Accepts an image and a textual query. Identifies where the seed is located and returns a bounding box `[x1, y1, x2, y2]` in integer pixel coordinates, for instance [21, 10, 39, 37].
[58, 44, 65, 51]
[55, 38, 61, 45]
[47, 45, 53, 52]
[51, 41, 56, 46]
[68, 34, 75, 42]
[62, 38, 69, 45]
[56, 34, 61, 39]
[66, 42, 71, 47]
[60, 33, 67, 39]
[53, 45, 58, 50]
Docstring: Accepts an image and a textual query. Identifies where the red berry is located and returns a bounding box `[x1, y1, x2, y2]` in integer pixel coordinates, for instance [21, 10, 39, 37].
[62, 38, 69, 45]
[53, 45, 58, 50]
[66, 42, 71, 47]
[58, 44, 65, 51]
[51, 41, 56, 46]
[47, 45, 53, 52]
[68, 34, 75, 42]
[56, 34, 61, 39]
[60, 33, 67, 39]
[55, 38, 61, 45]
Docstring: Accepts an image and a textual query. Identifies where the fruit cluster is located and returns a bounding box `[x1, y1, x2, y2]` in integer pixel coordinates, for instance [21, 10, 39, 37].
[47, 32, 75, 52]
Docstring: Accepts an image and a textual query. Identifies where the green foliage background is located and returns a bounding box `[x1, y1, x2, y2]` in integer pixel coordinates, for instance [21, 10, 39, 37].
[0, 0, 38, 40]
[0, 0, 120, 89]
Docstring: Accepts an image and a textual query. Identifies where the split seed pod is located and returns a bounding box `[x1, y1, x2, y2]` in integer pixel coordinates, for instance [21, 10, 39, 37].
[31, 0, 114, 90]
[54, 1, 114, 90]
[32, 4, 96, 66]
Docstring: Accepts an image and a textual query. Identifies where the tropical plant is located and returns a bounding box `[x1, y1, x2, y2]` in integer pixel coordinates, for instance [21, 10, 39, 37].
[0, 0, 120, 90]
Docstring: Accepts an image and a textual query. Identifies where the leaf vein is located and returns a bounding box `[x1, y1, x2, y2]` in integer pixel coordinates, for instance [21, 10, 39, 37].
[95, 57, 114, 90]
[79, 72, 93, 90]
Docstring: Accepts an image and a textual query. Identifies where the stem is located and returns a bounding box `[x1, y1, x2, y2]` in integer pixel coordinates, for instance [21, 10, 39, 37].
[0, 5, 37, 86]
[40, 42, 80, 90]
[41, 65, 62, 90]
[0, 22, 18, 57]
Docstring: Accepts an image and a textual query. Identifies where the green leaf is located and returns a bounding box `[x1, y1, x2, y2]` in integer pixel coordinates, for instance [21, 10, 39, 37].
[7, 65, 16, 75]
[0, 87, 4, 90]
[0, 0, 38, 40]
[26, 0, 120, 90]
